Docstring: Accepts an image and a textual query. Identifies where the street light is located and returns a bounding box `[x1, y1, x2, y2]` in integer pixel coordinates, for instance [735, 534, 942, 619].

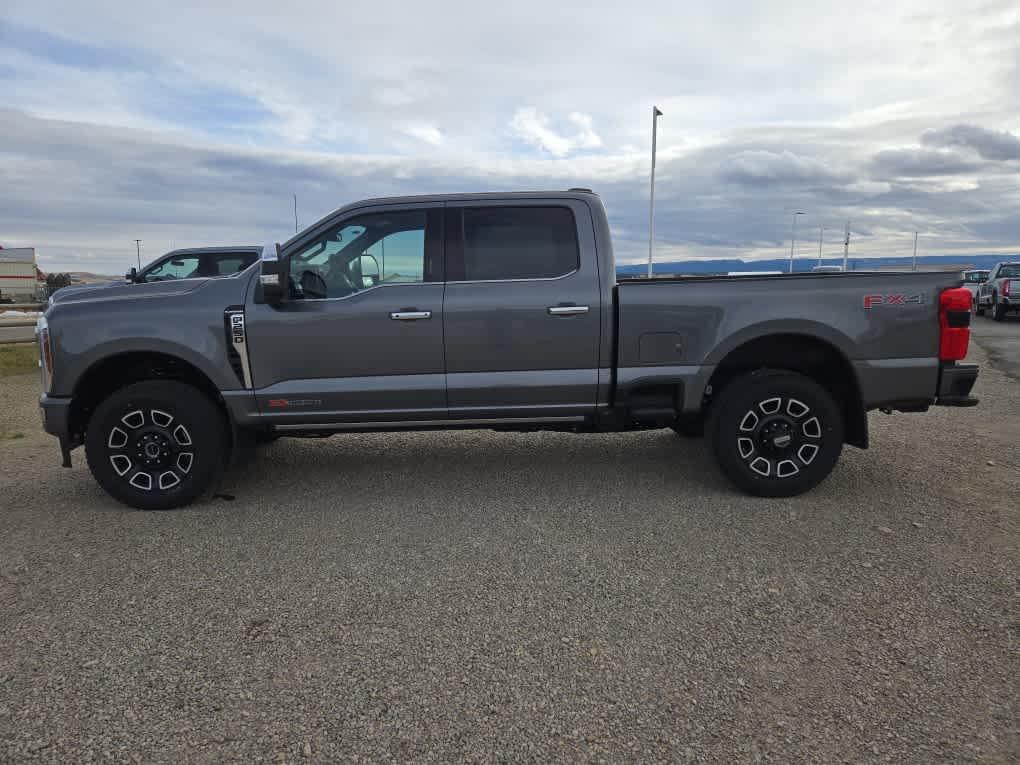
[647, 105, 663, 279]
[817, 225, 825, 268]
[134, 239, 142, 270]
[789, 212, 805, 274]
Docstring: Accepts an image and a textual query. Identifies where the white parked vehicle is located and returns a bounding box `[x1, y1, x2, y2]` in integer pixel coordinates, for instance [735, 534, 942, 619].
[962, 269, 990, 310]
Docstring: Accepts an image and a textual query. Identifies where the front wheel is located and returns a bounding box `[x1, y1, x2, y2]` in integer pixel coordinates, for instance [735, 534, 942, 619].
[85, 381, 226, 510]
[709, 370, 843, 497]
[974, 298, 985, 316]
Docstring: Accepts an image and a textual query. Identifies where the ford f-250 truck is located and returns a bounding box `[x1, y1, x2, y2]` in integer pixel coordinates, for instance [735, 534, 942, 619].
[37, 190, 979, 509]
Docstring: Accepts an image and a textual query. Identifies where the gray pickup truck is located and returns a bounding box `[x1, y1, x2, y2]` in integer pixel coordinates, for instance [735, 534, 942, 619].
[37, 190, 979, 509]
[975, 261, 1020, 321]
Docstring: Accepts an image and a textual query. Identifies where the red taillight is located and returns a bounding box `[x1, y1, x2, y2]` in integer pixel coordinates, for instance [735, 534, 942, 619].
[1003, 279, 1011, 297]
[939, 287, 971, 361]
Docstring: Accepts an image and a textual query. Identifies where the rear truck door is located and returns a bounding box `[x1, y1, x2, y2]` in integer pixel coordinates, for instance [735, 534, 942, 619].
[442, 200, 602, 418]
[243, 203, 447, 424]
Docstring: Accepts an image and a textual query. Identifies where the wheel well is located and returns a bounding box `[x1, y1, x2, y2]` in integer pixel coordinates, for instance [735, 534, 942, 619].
[69, 352, 226, 441]
[707, 334, 868, 448]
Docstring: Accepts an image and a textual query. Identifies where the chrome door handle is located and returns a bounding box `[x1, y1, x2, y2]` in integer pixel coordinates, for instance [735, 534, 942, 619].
[390, 310, 432, 321]
[547, 305, 590, 316]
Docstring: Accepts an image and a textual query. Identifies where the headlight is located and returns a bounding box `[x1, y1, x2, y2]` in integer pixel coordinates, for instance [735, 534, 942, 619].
[36, 316, 54, 393]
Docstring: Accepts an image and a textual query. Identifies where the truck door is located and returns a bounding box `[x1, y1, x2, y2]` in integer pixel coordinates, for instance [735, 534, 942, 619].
[442, 201, 602, 418]
[244, 204, 446, 423]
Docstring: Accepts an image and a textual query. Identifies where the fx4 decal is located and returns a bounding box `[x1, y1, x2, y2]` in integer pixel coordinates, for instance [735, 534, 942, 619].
[863, 293, 926, 309]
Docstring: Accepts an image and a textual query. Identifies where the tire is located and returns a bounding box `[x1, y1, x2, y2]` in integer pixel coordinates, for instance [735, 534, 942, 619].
[85, 381, 226, 510]
[709, 370, 843, 497]
[991, 297, 1006, 322]
[974, 298, 985, 316]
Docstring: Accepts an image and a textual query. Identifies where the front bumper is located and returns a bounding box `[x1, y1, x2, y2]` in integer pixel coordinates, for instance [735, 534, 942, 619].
[935, 362, 979, 407]
[39, 395, 76, 466]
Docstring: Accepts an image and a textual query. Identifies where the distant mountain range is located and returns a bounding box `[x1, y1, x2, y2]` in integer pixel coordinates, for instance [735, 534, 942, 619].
[616, 253, 1016, 276]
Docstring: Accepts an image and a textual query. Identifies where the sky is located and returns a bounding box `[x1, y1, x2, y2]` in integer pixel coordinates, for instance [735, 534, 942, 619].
[1, 0, 1018, 274]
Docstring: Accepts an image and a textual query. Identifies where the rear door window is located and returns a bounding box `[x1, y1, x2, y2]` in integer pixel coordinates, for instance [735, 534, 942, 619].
[454, 206, 579, 281]
[213, 254, 255, 275]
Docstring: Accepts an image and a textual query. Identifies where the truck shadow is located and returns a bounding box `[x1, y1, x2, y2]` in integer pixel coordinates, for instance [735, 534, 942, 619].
[212, 427, 890, 523]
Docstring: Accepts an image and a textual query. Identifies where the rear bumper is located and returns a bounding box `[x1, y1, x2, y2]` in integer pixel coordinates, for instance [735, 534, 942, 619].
[935, 362, 979, 407]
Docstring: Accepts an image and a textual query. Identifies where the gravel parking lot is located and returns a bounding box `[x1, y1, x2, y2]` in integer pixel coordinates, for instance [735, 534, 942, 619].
[1, 339, 1018, 763]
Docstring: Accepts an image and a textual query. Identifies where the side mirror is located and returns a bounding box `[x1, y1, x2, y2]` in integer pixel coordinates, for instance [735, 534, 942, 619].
[126, 267, 138, 283]
[258, 244, 287, 305]
[359, 254, 380, 286]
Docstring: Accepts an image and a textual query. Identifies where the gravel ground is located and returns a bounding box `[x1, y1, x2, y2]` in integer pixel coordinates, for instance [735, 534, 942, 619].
[1, 341, 1017, 763]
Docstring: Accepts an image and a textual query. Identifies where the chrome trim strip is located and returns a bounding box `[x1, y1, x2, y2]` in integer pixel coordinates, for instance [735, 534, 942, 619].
[547, 305, 590, 315]
[444, 267, 579, 285]
[275, 416, 585, 431]
[284, 279, 433, 303]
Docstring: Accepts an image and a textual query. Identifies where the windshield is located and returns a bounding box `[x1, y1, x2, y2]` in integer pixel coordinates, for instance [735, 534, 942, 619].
[964, 271, 989, 283]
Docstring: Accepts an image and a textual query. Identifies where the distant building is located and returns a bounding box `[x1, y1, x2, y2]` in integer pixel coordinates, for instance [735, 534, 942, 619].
[0, 247, 44, 302]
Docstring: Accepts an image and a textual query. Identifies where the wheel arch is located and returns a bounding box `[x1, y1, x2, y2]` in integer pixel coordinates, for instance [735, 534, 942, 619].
[69, 350, 228, 443]
[706, 331, 868, 448]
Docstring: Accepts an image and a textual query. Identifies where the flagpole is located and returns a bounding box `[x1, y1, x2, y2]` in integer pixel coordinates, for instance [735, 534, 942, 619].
[647, 106, 662, 278]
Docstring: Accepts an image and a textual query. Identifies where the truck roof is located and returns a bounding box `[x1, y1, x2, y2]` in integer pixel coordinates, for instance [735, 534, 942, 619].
[282, 190, 601, 248]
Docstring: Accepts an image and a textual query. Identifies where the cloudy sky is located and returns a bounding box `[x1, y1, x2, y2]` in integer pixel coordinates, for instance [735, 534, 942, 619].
[1, 0, 1018, 274]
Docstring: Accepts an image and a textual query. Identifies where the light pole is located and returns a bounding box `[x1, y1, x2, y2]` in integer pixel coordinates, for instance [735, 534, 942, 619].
[912, 231, 918, 271]
[789, 212, 804, 273]
[134, 239, 142, 270]
[647, 106, 663, 278]
[817, 225, 824, 268]
[842, 220, 850, 271]
[293, 194, 299, 234]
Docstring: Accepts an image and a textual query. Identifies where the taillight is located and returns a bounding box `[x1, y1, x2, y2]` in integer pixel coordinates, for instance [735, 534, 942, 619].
[1003, 279, 1011, 297]
[939, 287, 971, 361]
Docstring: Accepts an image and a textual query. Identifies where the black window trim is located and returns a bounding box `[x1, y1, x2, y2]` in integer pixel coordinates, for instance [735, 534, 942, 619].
[444, 203, 581, 284]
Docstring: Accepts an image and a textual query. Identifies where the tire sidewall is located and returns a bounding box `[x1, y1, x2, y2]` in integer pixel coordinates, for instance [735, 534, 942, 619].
[85, 381, 225, 510]
[711, 372, 844, 497]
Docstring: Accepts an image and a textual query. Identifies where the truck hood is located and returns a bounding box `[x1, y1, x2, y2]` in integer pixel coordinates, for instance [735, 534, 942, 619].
[48, 281, 122, 304]
[47, 278, 214, 309]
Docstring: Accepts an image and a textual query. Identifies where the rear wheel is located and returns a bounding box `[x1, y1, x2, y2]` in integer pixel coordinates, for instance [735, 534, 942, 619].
[709, 370, 843, 497]
[991, 296, 1006, 322]
[974, 297, 985, 316]
[85, 381, 226, 510]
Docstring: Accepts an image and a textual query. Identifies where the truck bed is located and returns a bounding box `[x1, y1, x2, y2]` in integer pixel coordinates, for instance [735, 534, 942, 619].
[614, 270, 964, 413]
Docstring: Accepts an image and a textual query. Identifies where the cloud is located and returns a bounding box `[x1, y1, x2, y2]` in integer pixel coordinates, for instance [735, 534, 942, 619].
[718, 150, 842, 187]
[869, 148, 980, 177]
[0, 1, 1017, 270]
[508, 108, 603, 157]
[402, 124, 444, 146]
[921, 124, 1020, 161]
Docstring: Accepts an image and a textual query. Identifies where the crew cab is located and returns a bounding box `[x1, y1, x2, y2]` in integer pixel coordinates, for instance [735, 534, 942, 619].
[976, 261, 1020, 321]
[37, 190, 979, 509]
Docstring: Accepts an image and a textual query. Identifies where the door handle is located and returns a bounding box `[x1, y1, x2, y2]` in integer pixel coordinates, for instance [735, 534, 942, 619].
[547, 305, 590, 316]
[390, 310, 432, 321]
